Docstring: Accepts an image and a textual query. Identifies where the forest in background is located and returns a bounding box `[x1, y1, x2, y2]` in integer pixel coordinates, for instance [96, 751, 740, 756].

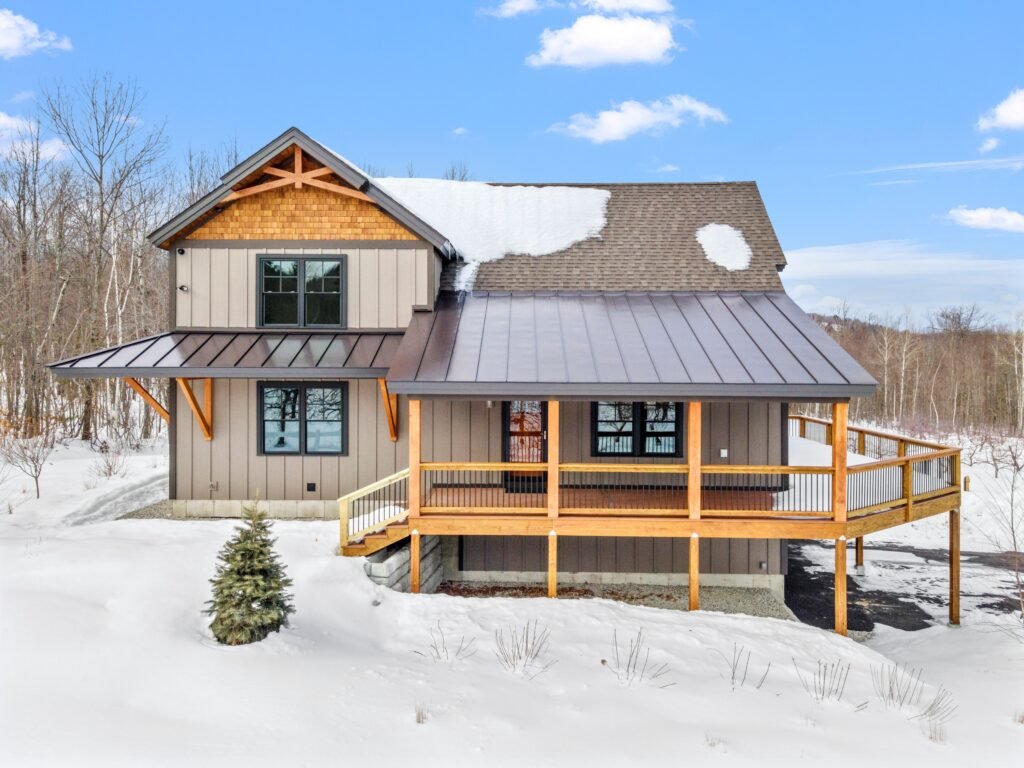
[0, 75, 1021, 450]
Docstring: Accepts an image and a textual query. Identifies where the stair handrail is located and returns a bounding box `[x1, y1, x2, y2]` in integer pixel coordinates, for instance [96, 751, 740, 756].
[339, 467, 411, 550]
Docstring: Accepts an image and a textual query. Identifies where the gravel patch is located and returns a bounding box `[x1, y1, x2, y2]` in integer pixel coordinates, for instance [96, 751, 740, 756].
[118, 500, 173, 520]
[437, 581, 794, 621]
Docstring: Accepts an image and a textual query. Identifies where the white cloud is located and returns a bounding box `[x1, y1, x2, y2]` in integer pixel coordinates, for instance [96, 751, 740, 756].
[977, 88, 1024, 131]
[452, 127, 468, 136]
[0, 111, 66, 160]
[552, 94, 726, 143]
[9, 90, 34, 104]
[0, 10, 71, 59]
[527, 14, 675, 68]
[948, 205, 1024, 233]
[783, 239, 1024, 320]
[854, 155, 1024, 174]
[867, 179, 917, 187]
[484, 0, 559, 17]
[580, 0, 674, 12]
[978, 137, 1000, 154]
[654, 163, 679, 173]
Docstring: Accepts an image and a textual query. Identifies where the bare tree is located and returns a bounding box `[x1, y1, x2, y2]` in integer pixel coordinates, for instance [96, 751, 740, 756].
[442, 161, 470, 181]
[0, 420, 56, 498]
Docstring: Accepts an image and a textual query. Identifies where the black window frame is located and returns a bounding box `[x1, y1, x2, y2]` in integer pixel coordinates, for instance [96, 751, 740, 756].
[258, 254, 348, 329]
[590, 401, 685, 458]
[257, 381, 348, 456]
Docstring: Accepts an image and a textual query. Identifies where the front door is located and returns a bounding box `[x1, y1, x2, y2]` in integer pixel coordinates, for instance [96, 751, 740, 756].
[502, 400, 547, 493]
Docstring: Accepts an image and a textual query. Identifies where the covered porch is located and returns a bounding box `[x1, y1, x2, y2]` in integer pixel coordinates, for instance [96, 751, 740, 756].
[342, 290, 962, 635]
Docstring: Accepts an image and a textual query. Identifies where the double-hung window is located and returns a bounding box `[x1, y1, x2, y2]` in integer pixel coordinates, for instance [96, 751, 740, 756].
[260, 256, 345, 327]
[591, 401, 683, 457]
[259, 382, 347, 455]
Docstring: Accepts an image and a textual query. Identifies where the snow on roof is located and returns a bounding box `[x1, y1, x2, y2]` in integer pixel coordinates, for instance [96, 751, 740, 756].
[695, 223, 753, 271]
[375, 178, 610, 290]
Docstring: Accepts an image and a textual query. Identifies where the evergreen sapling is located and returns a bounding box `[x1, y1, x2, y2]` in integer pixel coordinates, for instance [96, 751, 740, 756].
[206, 503, 294, 645]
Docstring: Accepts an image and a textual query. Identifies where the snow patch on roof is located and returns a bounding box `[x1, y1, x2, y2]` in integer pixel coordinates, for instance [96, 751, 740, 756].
[375, 178, 610, 289]
[695, 223, 752, 271]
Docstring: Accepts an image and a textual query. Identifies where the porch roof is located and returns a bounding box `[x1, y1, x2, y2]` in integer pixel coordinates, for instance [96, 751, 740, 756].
[386, 291, 877, 400]
[48, 330, 400, 379]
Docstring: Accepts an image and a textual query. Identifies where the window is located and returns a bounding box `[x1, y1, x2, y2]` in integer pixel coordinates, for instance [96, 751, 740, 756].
[259, 256, 345, 327]
[591, 401, 683, 457]
[259, 383, 347, 455]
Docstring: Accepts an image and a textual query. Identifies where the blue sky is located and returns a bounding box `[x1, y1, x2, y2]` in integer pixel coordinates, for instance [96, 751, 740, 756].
[2, 1, 1022, 322]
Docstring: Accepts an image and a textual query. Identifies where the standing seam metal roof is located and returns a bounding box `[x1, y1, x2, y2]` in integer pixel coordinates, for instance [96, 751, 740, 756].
[386, 291, 876, 399]
[48, 330, 400, 379]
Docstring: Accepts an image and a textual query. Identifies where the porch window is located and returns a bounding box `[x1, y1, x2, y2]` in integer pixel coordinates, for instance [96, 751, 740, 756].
[259, 256, 345, 327]
[591, 401, 682, 457]
[259, 382, 347, 455]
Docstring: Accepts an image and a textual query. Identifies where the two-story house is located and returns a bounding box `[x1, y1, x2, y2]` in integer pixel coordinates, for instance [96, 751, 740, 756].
[50, 128, 963, 634]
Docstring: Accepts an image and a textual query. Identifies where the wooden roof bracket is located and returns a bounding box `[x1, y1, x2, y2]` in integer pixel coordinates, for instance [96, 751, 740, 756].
[379, 378, 399, 442]
[177, 378, 213, 441]
[123, 378, 169, 423]
[221, 144, 376, 205]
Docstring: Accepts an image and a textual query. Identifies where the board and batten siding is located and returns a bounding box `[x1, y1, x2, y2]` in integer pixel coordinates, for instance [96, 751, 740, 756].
[173, 243, 434, 330]
[174, 379, 408, 503]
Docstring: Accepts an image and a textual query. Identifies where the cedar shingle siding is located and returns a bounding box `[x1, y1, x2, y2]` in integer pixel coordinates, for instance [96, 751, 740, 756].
[466, 182, 786, 292]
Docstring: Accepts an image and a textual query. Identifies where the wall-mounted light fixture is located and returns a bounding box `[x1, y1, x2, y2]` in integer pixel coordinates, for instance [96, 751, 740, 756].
[176, 248, 185, 255]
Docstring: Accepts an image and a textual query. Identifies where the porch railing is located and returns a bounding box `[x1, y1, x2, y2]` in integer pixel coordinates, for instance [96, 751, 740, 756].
[407, 417, 959, 522]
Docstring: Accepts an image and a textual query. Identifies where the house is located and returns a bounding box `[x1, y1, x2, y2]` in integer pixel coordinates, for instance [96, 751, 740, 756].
[48, 127, 963, 634]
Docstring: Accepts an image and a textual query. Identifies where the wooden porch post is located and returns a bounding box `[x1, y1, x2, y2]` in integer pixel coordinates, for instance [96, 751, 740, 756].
[949, 508, 961, 625]
[831, 402, 848, 523]
[687, 402, 702, 520]
[855, 536, 865, 573]
[409, 398, 421, 519]
[547, 400, 560, 519]
[410, 530, 421, 593]
[835, 535, 848, 636]
[547, 531, 557, 598]
[688, 533, 700, 611]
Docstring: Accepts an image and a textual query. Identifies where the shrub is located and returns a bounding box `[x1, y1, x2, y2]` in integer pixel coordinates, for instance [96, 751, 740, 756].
[494, 620, 555, 678]
[603, 628, 674, 688]
[205, 502, 294, 645]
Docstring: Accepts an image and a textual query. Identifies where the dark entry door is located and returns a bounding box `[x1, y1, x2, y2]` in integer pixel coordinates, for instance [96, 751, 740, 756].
[502, 401, 547, 493]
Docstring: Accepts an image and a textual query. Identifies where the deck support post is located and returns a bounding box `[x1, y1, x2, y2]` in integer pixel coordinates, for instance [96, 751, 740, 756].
[949, 509, 960, 625]
[409, 399, 421, 520]
[547, 400, 560, 519]
[855, 535, 865, 575]
[687, 402, 702, 520]
[688, 533, 700, 611]
[831, 402, 848, 523]
[410, 530, 421, 593]
[547, 531, 557, 598]
[835, 535, 848, 636]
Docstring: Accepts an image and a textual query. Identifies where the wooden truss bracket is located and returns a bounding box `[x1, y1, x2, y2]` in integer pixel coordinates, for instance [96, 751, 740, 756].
[123, 378, 169, 423]
[378, 378, 399, 442]
[221, 145, 376, 205]
[177, 378, 213, 441]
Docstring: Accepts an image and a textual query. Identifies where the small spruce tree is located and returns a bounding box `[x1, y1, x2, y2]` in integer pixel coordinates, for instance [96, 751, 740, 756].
[206, 503, 294, 645]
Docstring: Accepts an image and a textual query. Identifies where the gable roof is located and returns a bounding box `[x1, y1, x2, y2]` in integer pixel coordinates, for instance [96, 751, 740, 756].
[148, 127, 453, 252]
[387, 290, 876, 400]
[463, 182, 787, 292]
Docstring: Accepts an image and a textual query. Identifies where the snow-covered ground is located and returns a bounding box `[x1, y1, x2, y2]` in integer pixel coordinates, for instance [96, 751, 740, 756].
[1, 440, 1022, 766]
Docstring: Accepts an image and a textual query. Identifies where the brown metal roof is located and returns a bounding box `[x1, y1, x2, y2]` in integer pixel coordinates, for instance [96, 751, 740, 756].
[49, 330, 400, 379]
[387, 291, 876, 400]
[443, 182, 787, 292]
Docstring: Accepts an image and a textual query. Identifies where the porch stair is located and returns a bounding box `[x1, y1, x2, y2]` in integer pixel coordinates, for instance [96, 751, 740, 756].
[341, 522, 410, 557]
[338, 468, 412, 558]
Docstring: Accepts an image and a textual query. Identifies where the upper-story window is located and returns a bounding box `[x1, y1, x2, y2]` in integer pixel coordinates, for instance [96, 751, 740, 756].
[591, 401, 683, 457]
[259, 255, 346, 327]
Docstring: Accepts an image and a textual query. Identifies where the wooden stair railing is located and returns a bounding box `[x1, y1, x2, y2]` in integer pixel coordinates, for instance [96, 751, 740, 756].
[339, 468, 411, 557]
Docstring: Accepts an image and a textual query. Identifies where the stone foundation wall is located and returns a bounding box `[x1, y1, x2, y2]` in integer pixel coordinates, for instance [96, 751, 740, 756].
[365, 536, 442, 594]
[171, 499, 335, 519]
